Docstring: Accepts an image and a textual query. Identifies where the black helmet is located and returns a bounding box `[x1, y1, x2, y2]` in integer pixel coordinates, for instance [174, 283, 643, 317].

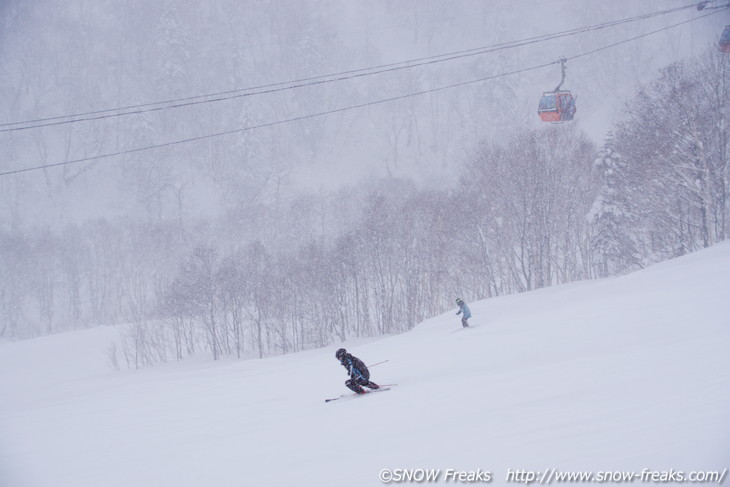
[335, 348, 347, 360]
[456, 298, 464, 305]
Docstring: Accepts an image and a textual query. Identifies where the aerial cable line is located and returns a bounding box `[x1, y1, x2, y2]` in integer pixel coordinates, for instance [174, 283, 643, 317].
[0, 3, 697, 131]
[0, 61, 558, 177]
[0, 2, 702, 133]
[567, 5, 729, 61]
[0, 6, 725, 178]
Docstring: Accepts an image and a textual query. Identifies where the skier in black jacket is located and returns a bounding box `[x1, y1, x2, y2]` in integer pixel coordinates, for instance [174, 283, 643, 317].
[335, 348, 380, 394]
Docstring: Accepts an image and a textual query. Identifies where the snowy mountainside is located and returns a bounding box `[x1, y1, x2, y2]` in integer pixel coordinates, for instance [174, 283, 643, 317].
[2, 243, 730, 487]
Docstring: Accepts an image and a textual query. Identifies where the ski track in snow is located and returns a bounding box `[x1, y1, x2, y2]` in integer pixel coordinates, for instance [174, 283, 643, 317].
[1, 243, 729, 487]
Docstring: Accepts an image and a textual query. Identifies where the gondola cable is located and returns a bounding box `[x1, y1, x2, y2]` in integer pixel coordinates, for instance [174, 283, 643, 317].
[0, 3, 704, 133]
[1, 6, 726, 177]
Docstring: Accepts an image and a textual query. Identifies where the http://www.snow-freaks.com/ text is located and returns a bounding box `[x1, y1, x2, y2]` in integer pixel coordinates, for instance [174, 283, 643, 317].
[377, 467, 728, 484]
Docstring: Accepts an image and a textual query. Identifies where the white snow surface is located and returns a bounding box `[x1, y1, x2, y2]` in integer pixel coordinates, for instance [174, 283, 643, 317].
[2, 243, 730, 487]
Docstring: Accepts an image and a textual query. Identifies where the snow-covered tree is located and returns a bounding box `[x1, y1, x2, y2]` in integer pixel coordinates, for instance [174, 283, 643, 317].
[588, 133, 642, 277]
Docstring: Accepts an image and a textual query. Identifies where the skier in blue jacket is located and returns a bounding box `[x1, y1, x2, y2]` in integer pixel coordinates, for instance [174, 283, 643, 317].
[455, 298, 471, 327]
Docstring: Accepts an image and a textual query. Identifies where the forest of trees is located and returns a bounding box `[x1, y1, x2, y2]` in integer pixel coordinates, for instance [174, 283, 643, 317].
[1, 48, 727, 369]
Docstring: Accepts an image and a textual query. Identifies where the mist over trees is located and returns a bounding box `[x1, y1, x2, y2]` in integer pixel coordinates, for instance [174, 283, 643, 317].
[605, 50, 730, 259]
[2, 47, 728, 367]
[1, 2, 728, 367]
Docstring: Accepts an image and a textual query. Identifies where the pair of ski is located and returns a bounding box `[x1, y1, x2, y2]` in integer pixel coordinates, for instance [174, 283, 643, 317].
[325, 384, 397, 403]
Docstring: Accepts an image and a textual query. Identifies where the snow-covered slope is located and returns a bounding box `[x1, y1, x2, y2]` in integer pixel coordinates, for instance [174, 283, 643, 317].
[2, 243, 730, 487]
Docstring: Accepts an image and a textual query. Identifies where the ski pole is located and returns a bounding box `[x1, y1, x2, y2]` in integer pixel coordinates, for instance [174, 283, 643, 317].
[368, 360, 389, 368]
